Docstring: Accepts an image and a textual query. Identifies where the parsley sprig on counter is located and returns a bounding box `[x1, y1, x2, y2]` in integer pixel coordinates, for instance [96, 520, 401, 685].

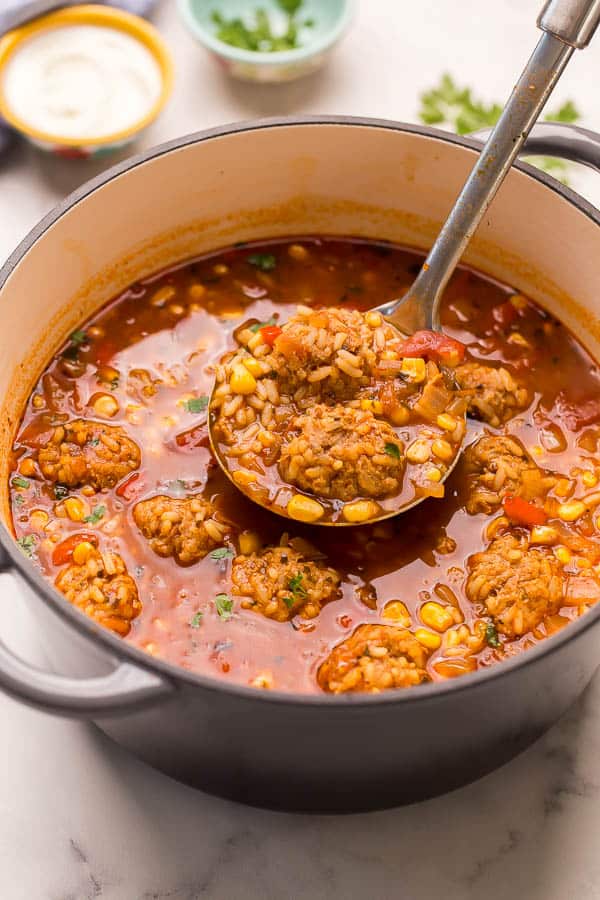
[419, 74, 581, 184]
[212, 0, 314, 53]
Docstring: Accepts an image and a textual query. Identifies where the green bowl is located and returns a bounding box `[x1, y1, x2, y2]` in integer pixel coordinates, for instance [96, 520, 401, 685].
[178, 0, 354, 82]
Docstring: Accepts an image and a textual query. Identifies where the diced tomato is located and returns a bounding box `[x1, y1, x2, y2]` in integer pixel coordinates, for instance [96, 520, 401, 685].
[260, 324, 283, 346]
[502, 494, 548, 527]
[397, 329, 466, 365]
[492, 301, 517, 329]
[52, 532, 98, 566]
[116, 471, 147, 502]
[174, 423, 209, 452]
[273, 332, 306, 359]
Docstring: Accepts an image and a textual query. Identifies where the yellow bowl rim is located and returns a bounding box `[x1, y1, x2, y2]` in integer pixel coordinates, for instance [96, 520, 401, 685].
[0, 4, 174, 148]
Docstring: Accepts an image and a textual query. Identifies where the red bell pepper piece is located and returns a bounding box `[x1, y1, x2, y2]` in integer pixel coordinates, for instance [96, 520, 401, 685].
[52, 532, 98, 566]
[397, 329, 466, 365]
[502, 494, 548, 527]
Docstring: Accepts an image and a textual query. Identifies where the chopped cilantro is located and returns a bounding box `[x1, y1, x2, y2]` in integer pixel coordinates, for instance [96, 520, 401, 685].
[166, 479, 187, 495]
[247, 253, 277, 272]
[210, 547, 235, 561]
[215, 592, 234, 620]
[13, 495, 24, 507]
[185, 396, 209, 414]
[211, 7, 305, 53]
[288, 572, 307, 598]
[17, 534, 37, 558]
[283, 596, 294, 609]
[88, 437, 100, 447]
[485, 623, 501, 649]
[249, 316, 276, 333]
[70, 330, 88, 346]
[11, 476, 30, 489]
[384, 442, 401, 460]
[84, 505, 106, 525]
[54, 484, 69, 500]
[110, 377, 120, 391]
[418, 74, 581, 184]
[277, 0, 302, 13]
[190, 611, 203, 629]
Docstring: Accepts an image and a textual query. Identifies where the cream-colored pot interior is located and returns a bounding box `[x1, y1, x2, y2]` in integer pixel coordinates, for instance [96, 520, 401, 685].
[1, 120, 599, 526]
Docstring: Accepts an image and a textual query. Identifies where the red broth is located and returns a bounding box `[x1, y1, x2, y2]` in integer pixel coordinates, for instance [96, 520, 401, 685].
[9, 238, 600, 693]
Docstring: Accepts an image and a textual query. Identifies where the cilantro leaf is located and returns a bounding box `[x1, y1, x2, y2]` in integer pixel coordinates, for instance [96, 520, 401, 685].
[17, 534, 37, 558]
[84, 505, 106, 525]
[249, 316, 276, 333]
[215, 592, 234, 620]
[190, 611, 203, 628]
[210, 547, 235, 560]
[11, 476, 30, 489]
[384, 442, 401, 460]
[13, 495, 24, 507]
[418, 74, 581, 185]
[277, 0, 302, 13]
[283, 596, 294, 609]
[247, 253, 277, 272]
[288, 573, 307, 599]
[70, 330, 88, 346]
[485, 623, 501, 649]
[185, 396, 209, 414]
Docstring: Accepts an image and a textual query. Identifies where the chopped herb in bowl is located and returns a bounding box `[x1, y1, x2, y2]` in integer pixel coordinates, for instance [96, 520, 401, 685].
[211, 0, 315, 53]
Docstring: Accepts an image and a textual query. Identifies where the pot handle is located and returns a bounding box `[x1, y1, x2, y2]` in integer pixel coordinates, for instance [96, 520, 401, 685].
[471, 121, 600, 173]
[0, 564, 174, 718]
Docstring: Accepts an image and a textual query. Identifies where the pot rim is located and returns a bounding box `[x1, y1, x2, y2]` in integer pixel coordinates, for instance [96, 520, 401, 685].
[2, 114, 600, 708]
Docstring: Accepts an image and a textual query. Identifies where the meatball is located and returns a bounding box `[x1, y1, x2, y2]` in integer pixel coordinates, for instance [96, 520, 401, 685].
[466, 531, 563, 637]
[455, 361, 529, 427]
[55, 548, 141, 636]
[279, 404, 404, 501]
[318, 624, 431, 693]
[231, 544, 341, 622]
[133, 495, 229, 565]
[38, 419, 140, 490]
[464, 434, 554, 515]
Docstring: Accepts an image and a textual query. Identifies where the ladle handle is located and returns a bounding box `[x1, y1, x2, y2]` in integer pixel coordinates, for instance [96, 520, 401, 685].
[381, 0, 600, 335]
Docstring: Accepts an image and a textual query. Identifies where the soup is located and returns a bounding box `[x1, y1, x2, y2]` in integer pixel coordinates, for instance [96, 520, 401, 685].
[8, 238, 600, 694]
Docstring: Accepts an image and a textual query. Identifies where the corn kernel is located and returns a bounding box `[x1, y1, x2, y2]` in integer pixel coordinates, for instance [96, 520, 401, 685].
[96, 365, 120, 385]
[557, 500, 587, 522]
[239, 531, 261, 555]
[510, 293, 528, 310]
[432, 439, 454, 462]
[365, 311, 383, 328]
[87, 325, 104, 339]
[383, 600, 411, 627]
[437, 413, 457, 432]
[250, 671, 274, 689]
[425, 467, 442, 483]
[93, 394, 119, 418]
[32, 394, 44, 409]
[288, 244, 309, 261]
[406, 440, 431, 464]
[507, 332, 532, 349]
[420, 601, 454, 632]
[414, 628, 442, 650]
[64, 497, 87, 522]
[342, 500, 380, 523]
[381, 350, 399, 360]
[372, 400, 383, 415]
[232, 469, 258, 487]
[188, 283, 206, 300]
[230, 365, 257, 395]
[555, 546, 571, 564]
[72, 541, 96, 565]
[29, 510, 49, 530]
[150, 285, 176, 307]
[169, 304, 185, 316]
[530, 525, 559, 545]
[390, 405, 410, 426]
[360, 398, 373, 411]
[575, 557, 592, 569]
[554, 478, 573, 498]
[401, 357, 427, 383]
[287, 494, 325, 523]
[213, 263, 229, 276]
[19, 458, 36, 478]
[583, 471, 598, 488]
[243, 357, 263, 377]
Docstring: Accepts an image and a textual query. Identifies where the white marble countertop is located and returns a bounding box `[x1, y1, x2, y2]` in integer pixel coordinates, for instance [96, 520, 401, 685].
[2, 2, 600, 898]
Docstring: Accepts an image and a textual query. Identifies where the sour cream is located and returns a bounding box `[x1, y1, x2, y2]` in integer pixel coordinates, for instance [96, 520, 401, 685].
[1, 24, 163, 140]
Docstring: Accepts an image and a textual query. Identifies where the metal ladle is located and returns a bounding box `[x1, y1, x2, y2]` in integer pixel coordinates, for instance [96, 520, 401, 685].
[209, 0, 600, 526]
